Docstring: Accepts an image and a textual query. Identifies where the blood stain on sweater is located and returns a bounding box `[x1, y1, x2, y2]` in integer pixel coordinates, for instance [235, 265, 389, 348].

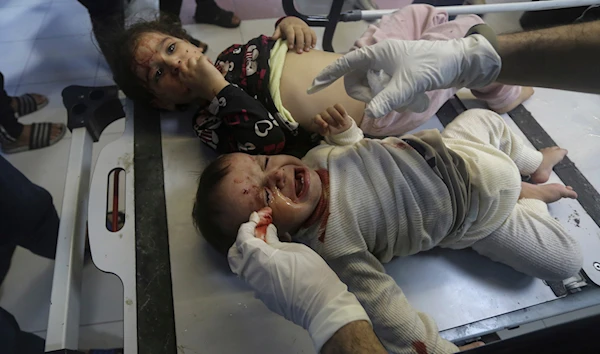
[412, 341, 428, 354]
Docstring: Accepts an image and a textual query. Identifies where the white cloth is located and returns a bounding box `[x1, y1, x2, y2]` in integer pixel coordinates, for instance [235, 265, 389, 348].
[228, 212, 371, 353]
[294, 109, 582, 353]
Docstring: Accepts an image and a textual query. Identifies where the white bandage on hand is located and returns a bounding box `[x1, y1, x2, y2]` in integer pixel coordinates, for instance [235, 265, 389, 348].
[308, 35, 501, 118]
[228, 212, 371, 352]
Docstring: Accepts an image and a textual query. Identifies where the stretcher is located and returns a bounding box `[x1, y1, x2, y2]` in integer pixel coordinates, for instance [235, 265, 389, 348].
[43, 1, 600, 353]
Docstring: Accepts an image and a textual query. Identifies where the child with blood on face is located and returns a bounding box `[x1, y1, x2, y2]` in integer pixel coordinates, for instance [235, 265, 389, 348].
[193, 103, 583, 354]
[108, 5, 533, 157]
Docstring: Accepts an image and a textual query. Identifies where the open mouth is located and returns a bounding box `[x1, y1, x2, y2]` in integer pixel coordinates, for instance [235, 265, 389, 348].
[294, 168, 308, 200]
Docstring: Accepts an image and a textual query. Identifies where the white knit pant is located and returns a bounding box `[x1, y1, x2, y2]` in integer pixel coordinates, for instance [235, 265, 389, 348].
[442, 109, 583, 281]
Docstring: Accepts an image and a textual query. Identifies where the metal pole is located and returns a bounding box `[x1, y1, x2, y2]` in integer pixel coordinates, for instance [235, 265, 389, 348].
[352, 0, 600, 21]
[45, 127, 93, 352]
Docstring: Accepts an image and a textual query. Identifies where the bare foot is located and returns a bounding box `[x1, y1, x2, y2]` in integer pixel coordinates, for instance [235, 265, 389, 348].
[531, 146, 568, 183]
[493, 86, 534, 114]
[520, 182, 577, 203]
[1, 124, 63, 150]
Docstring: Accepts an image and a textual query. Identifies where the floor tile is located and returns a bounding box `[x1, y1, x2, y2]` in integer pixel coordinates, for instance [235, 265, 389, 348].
[4, 85, 17, 96]
[0, 0, 48, 8]
[330, 21, 369, 52]
[0, 40, 35, 87]
[20, 35, 100, 85]
[0, 3, 49, 42]
[94, 75, 116, 87]
[37, 1, 94, 39]
[239, 18, 277, 43]
[482, 0, 527, 34]
[233, 0, 285, 20]
[96, 55, 112, 79]
[182, 24, 243, 62]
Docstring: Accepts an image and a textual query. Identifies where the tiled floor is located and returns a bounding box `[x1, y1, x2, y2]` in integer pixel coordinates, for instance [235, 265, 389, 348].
[0, 0, 124, 350]
[2, 0, 600, 352]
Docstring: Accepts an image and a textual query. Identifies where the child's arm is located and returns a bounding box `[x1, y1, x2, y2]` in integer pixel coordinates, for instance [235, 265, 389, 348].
[327, 251, 460, 354]
[314, 104, 364, 146]
[194, 85, 286, 154]
[272, 16, 318, 54]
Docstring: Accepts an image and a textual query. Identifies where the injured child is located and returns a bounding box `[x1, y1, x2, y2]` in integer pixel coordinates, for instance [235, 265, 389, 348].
[107, 4, 532, 156]
[193, 106, 583, 353]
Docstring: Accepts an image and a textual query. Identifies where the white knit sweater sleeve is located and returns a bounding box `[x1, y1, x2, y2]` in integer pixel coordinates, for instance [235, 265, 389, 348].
[324, 120, 364, 146]
[327, 251, 459, 354]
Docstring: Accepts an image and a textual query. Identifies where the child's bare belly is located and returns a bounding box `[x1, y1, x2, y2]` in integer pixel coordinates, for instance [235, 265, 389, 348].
[280, 50, 365, 133]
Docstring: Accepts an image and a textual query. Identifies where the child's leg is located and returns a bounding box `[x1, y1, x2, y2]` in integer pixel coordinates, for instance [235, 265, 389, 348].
[352, 4, 450, 49]
[470, 197, 582, 281]
[470, 84, 533, 115]
[356, 6, 477, 136]
[442, 109, 542, 176]
[353, 6, 503, 136]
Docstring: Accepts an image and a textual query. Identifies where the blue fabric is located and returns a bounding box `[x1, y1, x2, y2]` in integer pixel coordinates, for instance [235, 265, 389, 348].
[0, 156, 59, 353]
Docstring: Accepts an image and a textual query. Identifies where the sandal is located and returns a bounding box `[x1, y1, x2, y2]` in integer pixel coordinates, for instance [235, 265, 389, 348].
[194, 5, 241, 28]
[1, 122, 66, 154]
[11, 93, 49, 118]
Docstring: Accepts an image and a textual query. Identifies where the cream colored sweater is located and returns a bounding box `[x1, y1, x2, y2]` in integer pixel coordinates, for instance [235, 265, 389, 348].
[294, 121, 522, 354]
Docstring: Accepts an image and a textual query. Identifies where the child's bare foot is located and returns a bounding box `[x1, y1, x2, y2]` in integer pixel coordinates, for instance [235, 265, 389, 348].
[530, 146, 568, 183]
[493, 86, 534, 114]
[520, 182, 577, 203]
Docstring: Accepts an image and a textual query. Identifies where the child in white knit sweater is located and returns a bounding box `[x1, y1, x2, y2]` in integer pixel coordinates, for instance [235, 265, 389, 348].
[194, 105, 582, 354]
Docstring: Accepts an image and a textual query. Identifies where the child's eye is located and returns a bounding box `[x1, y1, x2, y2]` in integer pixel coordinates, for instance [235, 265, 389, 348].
[265, 188, 272, 205]
[264, 157, 269, 169]
[154, 68, 163, 82]
[167, 43, 175, 53]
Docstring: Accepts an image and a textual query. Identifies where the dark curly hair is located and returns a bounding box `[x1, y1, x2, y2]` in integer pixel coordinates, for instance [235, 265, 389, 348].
[100, 14, 191, 103]
[192, 155, 237, 255]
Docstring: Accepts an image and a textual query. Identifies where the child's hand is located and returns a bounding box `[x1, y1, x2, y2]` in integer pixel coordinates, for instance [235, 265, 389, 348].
[272, 16, 317, 54]
[179, 55, 229, 101]
[314, 104, 353, 136]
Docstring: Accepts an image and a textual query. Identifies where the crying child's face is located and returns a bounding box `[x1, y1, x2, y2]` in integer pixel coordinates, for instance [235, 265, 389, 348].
[215, 153, 323, 237]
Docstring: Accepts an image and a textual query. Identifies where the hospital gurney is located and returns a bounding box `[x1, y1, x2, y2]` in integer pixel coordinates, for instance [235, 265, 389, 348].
[43, 2, 600, 354]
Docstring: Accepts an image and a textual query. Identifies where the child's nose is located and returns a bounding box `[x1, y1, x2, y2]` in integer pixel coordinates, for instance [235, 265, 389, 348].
[268, 170, 286, 190]
[165, 57, 181, 74]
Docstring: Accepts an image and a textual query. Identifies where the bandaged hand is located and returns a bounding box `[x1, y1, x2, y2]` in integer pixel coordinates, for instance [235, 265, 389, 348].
[272, 16, 318, 53]
[308, 35, 501, 118]
[228, 210, 370, 352]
